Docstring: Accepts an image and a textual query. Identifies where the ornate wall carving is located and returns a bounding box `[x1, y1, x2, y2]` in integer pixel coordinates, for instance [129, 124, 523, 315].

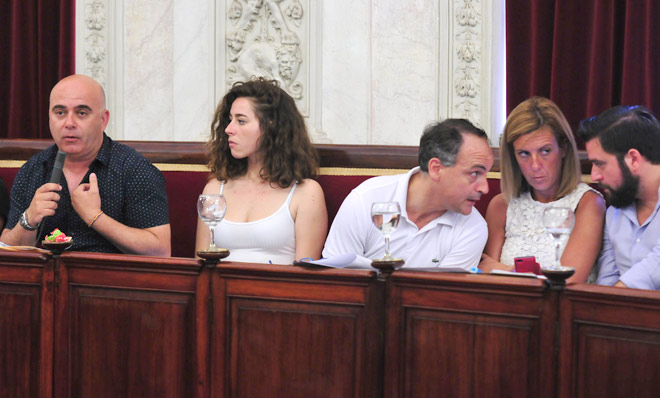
[73, 0, 504, 144]
[453, 0, 482, 126]
[80, 1, 108, 86]
[224, 0, 309, 114]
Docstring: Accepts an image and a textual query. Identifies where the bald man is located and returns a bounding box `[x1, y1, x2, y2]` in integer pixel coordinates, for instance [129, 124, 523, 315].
[1, 75, 171, 256]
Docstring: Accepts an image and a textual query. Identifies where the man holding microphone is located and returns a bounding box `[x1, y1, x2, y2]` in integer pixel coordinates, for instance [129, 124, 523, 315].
[1, 75, 170, 256]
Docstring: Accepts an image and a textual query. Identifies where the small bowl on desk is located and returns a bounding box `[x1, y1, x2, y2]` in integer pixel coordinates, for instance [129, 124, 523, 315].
[371, 258, 405, 275]
[541, 266, 575, 287]
[197, 248, 230, 262]
[41, 239, 73, 255]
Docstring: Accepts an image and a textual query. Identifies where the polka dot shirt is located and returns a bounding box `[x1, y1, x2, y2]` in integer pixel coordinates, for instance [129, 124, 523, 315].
[6, 134, 170, 253]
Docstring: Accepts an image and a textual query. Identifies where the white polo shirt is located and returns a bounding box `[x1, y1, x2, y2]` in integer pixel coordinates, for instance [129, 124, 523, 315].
[322, 167, 487, 269]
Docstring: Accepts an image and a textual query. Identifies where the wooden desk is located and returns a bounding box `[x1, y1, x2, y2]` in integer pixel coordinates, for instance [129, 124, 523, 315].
[385, 271, 555, 398]
[0, 250, 52, 398]
[2, 251, 660, 398]
[54, 252, 204, 398]
[559, 284, 660, 398]
[212, 262, 382, 398]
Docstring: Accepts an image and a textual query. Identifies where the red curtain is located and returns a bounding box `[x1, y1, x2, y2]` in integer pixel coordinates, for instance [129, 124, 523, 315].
[0, 0, 75, 139]
[507, 1, 660, 145]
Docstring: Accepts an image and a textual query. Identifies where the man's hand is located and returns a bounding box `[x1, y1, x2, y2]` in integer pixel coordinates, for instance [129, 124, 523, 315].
[614, 280, 628, 288]
[71, 173, 102, 225]
[26, 183, 62, 226]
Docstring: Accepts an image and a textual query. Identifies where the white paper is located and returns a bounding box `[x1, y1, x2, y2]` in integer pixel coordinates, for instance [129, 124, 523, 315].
[300, 254, 373, 269]
[405, 266, 474, 273]
[490, 269, 541, 278]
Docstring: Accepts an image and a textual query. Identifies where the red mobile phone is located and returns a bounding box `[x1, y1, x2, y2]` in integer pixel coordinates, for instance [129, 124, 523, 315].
[514, 256, 541, 275]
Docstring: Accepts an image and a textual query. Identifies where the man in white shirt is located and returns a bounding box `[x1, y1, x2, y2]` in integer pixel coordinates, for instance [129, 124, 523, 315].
[323, 119, 494, 269]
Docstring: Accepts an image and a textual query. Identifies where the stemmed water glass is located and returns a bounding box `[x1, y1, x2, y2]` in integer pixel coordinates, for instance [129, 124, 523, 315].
[542, 207, 575, 270]
[197, 194, 227, 252]
[371, 202, 401, 260]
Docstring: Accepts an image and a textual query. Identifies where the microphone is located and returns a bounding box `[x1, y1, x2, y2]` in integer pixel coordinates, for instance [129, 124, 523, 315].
[50, 151, 66, 184]
[35, 151, 67, 244]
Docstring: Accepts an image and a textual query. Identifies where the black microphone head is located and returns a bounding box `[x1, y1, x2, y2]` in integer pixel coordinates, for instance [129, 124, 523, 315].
[50, 151, 67, 184]
[54, 150, 66, 164]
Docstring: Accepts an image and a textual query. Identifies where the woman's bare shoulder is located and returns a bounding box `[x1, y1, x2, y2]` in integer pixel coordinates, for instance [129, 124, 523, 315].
[202, 178, 222, 194]
[487, 193, 508, 212]
[577, 189, 606, 213]
[485, 193, 508, 221]
[296, 178, 324, 196]
[291, 179, 326, 212]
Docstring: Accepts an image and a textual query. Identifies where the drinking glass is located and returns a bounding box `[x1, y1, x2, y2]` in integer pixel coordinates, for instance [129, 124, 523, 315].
[371, 202, 401, 260]
[542, 207, 575, 270]
[197, 194, 227, 252]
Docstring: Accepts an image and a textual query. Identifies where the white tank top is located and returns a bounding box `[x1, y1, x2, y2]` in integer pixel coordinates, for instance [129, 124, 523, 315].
[213, 182, 297, 264]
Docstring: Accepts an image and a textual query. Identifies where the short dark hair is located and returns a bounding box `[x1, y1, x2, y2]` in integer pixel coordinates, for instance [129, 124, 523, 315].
[577, 105, 660, 164]
[208, 78, 318, 187]
[418, 119, 488, 171]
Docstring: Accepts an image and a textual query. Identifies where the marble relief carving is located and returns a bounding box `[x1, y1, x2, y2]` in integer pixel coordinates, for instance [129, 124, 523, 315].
[83, 0, 107, 86]
[225, 0, 306, 104]
[454, 0, 481, 125]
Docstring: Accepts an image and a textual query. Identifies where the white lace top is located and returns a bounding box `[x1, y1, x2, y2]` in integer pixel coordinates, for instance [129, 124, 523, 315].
[500, 183, 598, 269]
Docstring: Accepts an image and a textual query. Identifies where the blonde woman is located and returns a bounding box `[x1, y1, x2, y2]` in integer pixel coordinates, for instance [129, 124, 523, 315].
[479, 97, 606, 283]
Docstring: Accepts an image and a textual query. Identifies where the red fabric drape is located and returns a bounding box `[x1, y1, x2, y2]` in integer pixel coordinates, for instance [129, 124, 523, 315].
[507, 1, 660, 145]
[0, 0, 75, 139]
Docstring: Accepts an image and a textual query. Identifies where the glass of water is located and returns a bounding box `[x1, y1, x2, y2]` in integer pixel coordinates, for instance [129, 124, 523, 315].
[197, 194, 227, 252]
[542, 207, 575, 270]
[371, 202, 401, 260]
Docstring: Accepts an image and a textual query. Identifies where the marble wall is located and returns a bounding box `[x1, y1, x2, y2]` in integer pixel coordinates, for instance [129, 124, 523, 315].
[76, 0, 505, 146]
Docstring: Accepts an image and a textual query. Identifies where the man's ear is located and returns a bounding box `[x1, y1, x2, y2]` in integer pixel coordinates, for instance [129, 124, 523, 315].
[101, 109, 110, 131]
[427, 157, 445, 180]
[625, 148, 643, 173]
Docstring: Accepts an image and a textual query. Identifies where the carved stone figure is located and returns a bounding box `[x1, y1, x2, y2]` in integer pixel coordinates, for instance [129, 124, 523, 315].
[276, 46, 301, 81]
[225, 0, 306, 101]
[233, 42, 279, 82]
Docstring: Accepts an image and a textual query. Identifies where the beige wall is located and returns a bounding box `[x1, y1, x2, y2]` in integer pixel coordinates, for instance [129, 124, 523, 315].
[76, 0, 506, 146]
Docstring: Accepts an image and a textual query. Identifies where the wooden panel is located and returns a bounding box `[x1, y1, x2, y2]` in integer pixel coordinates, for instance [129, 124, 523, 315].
[403, 309, 541, 398]
[211, 262, 383, 398]
[231, 299, 362, 397]
[385, 272, 555, 398]
[68, 287, 194, 397]
[0, 139, 421, 168]
[54, 252, 205, 398]
[559, 285, 660, 398]
[5, 250, 660, 398]
[0, 137, 606, 173]
[0, 283, 44, 398]
[0, 251, 52, 398]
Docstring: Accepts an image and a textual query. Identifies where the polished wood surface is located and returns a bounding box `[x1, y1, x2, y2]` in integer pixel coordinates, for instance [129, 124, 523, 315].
[0, 139, 422, 168]
[54, 252, 205, 398]
[559, 284, 660, 398]
[0, 137, 598, 173]
[0, 251, 52, 398]
[385, 272, 556, 398]
[212, 262, 382, 398]
[1, 251, 659, 397]
[0, 138, 523, 173]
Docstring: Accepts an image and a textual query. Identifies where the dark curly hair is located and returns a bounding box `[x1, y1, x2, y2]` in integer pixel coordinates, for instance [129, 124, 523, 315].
[207, 78, 318, 187]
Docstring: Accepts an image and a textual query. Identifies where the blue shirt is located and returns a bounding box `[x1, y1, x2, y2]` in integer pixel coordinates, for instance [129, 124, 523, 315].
[596, 186, 660, 290]
[6, 134, 169, 253]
